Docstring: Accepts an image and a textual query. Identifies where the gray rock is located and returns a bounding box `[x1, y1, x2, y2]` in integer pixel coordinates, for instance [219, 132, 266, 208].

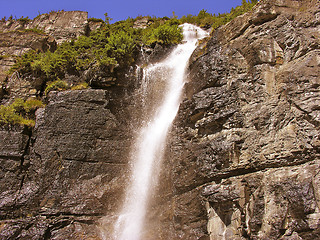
[0, 89, 136, 238]
[1, 0, 320, 239]
[152, 0, 320, 238]
[0, 11, 88, 44]
[133, 17, 152, 29]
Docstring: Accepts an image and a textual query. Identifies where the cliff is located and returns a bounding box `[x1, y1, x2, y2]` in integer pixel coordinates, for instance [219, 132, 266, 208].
[0, 11, 98, 101]
[0, 0, 320, 239]
[158, 0, 320, 239]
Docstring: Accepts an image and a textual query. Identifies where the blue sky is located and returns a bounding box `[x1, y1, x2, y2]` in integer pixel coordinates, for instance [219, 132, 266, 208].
[1, 0, 244, 23]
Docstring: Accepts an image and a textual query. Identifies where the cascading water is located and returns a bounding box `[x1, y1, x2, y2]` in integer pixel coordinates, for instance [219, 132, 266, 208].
[113, 24, 208, 240]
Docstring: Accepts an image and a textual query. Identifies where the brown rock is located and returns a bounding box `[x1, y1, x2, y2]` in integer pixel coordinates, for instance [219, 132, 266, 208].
[154, 0, 320, 238]
[0, 0, 320, 239]
[28, 11, 88, 44]
[0, 11, 89, 44]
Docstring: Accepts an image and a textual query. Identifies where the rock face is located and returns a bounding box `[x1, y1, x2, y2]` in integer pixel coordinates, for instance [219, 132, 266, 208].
[0, 89, 137, 239]
[151, 0, 320, 239]
[133, 17, 152, 29]
[0, 11, 89, 44]
[0, 11, 96, 101]
[0, 0, 320, 239]
[29, 11, 88, 44]
[0, 31, 56, 93]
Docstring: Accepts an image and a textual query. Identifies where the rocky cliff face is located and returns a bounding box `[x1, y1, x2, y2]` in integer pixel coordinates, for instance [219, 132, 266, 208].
[0, 0, 319, 239]
[0, 11, 88, 43]
[0, 11, 91, 101]
[154, 0, 320, 239]
[0, 87, 138, 239]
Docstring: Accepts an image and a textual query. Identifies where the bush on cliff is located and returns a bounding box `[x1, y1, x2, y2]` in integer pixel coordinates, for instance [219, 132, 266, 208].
[8, 0, 257, 89]
[9, 50, 40, 74]
[44, 79, 88, 95]
[71, 82, 89, 90]
[9, 16, 182, 85]
[148, 22, 183, 45]
[44, 79, 70, 95]
[0, 98, 44, 127]
[106, 31, 136, 65]
[31, 48, 76, 79]
[180, 0, 258, 29]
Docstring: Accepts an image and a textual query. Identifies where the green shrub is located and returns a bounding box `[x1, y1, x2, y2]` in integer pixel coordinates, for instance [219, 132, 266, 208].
[44, 80, 70, 95]
[9, 50, 40, 74]
[74, 36, 94, 50]
[180, 0, 258, 30]
[148, 23, 183, 45]
[0, 98, 44, 127]
[31, 51, 63, 78]
[94, 48, 117, 67]
[0, 105, 26, 126]
[106, 31, 136, 64]
[8, 0, 257, 89]
[9, 14, 184, 83]
[71, 82, 89, 90]
[30, 41, 78, 79]
[21, 28, 45, 34]
[88, 17, 105, 23]
[23, 98, 44, 112]
[17, 16, 31, 25]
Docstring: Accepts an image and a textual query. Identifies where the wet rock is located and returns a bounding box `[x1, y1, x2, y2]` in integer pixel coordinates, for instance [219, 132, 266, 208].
[83, 67, 117, 89]
[139, 43, 176, 65]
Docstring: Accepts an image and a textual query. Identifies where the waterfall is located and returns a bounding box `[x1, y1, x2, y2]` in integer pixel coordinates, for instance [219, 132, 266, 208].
[113, 24, 208, 240]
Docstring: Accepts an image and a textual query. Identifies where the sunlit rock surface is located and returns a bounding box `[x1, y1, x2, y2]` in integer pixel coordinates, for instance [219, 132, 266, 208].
[155, 0, 320, 239]
[0, 0, 319, 239]
[0, 11, 96, 100]
[0, 11, 88, 44]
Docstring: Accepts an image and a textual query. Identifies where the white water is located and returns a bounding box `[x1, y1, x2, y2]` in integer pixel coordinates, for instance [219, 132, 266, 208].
[113, 24, 208, 240]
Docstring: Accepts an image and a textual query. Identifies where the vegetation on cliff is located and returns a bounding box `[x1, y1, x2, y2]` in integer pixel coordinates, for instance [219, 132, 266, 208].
[9, 0, 257, 84]
[9, 17, 182, 82]
[0, 98, 44, 127]
[180, 0, 257, 28]
[1, 0, 257, 127]
[44, 80, 88, 95]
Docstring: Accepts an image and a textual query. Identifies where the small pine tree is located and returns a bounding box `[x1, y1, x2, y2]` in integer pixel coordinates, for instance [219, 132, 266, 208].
[104, 12, 112, 24]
